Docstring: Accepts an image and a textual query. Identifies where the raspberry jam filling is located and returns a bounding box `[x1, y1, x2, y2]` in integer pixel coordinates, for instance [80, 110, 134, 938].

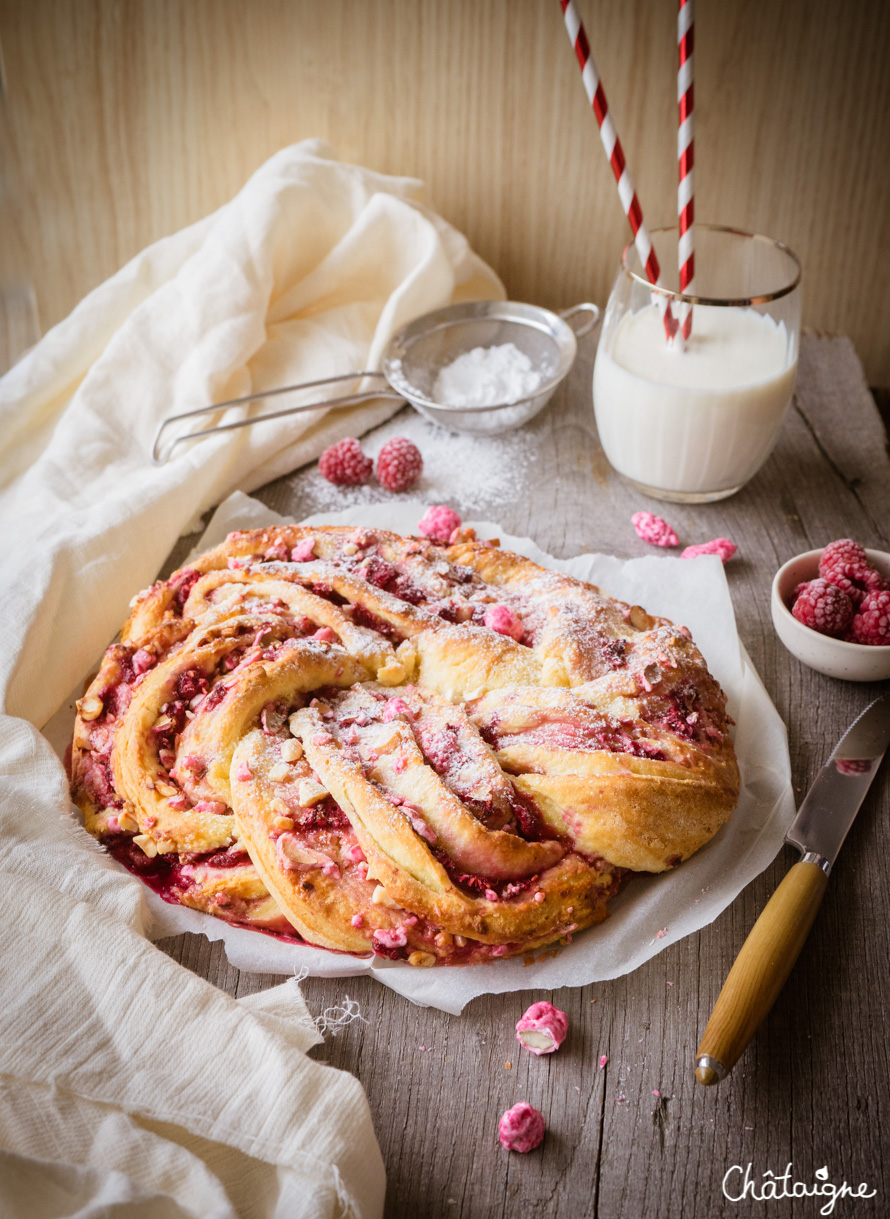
[646, 679, 725, 746]
[349, 604, 404, 642]
[479, 717, 667, 763]
[170, 568, 202, 611]
[430, 849, 539, 901]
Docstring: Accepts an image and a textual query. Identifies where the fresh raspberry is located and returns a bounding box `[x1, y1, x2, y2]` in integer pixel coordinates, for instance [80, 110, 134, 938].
[631, 511, 679, 548]
[819, 537, 868, 575]
[318, 437, 373, 485]
[791, 578, 854, 637]
[820, 557, 884, 607]
[680, 538, 737, 564]
[376, 436, 423, 492]
[850, 588, 890, 645]
[417, 504, 462, 544]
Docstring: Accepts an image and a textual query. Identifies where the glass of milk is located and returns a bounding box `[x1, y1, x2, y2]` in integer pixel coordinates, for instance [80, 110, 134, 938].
[592, 225, 801, 502]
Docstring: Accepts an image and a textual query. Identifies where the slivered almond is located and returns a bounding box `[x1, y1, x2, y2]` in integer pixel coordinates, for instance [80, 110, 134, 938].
[155, 839, 176, 854]
[133, 834, 157, 858]
[273, 815, 294, 830]
[118, 811, 139, 834]
[268, 763, 292, 783]
[408, 951, 436, 968]
[155, 781, 178, 798]
[342, 542, 359, 556]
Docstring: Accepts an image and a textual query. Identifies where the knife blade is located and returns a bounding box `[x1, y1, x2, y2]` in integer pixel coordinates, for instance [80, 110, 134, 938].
[695, 694, 890, 1086]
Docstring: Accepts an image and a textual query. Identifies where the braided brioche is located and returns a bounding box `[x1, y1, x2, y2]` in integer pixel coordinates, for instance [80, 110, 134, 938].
[71, 523, 738, 965]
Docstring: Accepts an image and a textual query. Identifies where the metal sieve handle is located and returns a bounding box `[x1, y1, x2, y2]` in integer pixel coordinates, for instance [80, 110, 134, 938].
[559, 302, 600, 338]
[150, 371, 399, 464]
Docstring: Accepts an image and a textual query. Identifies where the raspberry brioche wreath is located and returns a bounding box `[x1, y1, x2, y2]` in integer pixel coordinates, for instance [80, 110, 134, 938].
[70, 523, 739, 968]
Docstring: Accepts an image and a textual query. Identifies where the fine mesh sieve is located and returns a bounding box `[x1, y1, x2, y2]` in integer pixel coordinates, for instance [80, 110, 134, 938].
[151, 300, 598, 463]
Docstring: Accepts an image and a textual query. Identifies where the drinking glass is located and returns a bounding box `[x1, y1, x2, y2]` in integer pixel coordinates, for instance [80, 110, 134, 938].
[592, 225, 801, 503]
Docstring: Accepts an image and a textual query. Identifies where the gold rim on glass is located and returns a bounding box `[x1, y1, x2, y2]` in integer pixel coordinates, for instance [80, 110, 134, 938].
[621, 223, 802, 308]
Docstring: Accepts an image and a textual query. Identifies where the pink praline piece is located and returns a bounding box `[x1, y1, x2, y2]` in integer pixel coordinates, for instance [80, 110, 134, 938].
[515, 1001, 568, 1055]
[484, 604, 524, 641]
[631, 511, 679, 548]
[498, 1102, 545, 1153]
[680, 537, 737, 563]
[417, 504, 462, 544]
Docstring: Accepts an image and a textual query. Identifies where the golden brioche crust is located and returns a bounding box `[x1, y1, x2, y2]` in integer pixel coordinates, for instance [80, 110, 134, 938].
[71, 522, 738, 964]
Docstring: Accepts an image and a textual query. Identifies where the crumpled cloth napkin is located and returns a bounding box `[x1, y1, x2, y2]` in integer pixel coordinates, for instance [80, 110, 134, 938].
[0, 140, 504, 1217]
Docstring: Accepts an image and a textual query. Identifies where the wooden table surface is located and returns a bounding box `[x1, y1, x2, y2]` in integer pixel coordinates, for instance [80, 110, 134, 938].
[159, 331, 890, 1219]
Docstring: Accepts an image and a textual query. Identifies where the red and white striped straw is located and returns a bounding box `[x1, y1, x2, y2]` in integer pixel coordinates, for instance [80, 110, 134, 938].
[558, 0, 678, 341]
[678, 0, 695, 340]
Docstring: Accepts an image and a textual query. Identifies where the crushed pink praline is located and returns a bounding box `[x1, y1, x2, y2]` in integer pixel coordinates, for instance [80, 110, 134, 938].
[291, 537, 316, 562]
[680, 538, 737, 563]
[131, 648, 154, 675]
[373, 927, 407, 949]
[234, 761, 252, 782]
[498, 1102, 545, 1153]
[515, 1001, 568, 1055]
[194, 799, 227, 815]
[631, 511, 679, 548]
[484, 604, 524, 641]
[417, 504, 462, 544]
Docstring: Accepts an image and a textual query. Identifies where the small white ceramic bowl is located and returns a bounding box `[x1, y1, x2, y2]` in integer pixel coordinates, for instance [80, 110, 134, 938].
[771, 548, 890, 682]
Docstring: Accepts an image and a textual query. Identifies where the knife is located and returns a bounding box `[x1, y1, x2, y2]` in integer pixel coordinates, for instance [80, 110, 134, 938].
[695, 693, 890, 1086]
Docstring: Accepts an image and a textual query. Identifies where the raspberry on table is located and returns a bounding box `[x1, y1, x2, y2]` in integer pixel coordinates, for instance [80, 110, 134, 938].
[318, 437, 373, 485]
[631, 511, 679, 548]
[850, 588, 890, 645]
[791, 578, 854, 637]
[376, 436, 423, 492]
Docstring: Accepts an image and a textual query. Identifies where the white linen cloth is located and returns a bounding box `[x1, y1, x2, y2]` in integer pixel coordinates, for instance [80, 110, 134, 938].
[0, 140, 504, 1217]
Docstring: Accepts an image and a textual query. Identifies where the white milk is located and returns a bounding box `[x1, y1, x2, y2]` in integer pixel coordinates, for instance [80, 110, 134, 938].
[593, 304, 797, 497]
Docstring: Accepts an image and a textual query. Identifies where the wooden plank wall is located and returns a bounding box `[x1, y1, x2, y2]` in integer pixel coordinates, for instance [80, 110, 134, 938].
[1, 0, 888, 383]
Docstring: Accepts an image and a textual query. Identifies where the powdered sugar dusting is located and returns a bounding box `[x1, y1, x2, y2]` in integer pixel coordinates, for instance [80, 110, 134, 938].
[433, 343, 545, 407]
[282, 410, 536, 517]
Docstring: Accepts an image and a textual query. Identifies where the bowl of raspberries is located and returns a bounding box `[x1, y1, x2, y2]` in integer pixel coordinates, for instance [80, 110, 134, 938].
[771, 539, 890, 681]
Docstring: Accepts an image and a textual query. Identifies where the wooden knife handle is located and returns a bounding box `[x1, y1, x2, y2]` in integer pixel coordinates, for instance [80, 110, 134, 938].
[695, 859, 829, 1085]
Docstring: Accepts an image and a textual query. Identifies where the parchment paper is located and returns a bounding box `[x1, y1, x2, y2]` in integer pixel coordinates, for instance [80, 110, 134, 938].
[45, 491, 794, 1014]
